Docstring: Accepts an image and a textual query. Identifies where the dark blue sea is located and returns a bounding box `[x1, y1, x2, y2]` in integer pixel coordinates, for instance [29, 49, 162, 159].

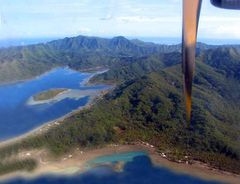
[0, 152, 222, 184]
[0, 67, 107, 141]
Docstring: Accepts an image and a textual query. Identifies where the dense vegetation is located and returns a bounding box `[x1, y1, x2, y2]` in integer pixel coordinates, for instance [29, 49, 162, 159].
[0, 159, 36, 176]
[0, 35, 220, 84]
[0, 36, 240, 176]
[0, 35, 172, 83]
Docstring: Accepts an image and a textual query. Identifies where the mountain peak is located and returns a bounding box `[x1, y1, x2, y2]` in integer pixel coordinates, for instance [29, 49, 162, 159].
[112, 36, 128, 40]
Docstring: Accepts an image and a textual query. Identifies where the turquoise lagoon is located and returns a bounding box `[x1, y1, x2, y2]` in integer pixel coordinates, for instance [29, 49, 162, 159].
[1, 152, 222, 184]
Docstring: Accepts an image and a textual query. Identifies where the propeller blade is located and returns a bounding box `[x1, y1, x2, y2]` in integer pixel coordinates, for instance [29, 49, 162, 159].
[182, 0, 202, 125]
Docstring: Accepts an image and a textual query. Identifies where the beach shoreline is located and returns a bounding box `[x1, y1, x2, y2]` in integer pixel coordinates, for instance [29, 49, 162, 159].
[0, 144, 239, 184]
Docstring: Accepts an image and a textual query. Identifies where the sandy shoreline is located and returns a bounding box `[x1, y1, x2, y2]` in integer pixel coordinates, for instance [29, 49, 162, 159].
[0, 144, 239, 184]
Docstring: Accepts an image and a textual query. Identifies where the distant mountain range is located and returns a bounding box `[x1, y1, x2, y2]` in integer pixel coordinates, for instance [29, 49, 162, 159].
[0, 35, 240, 84]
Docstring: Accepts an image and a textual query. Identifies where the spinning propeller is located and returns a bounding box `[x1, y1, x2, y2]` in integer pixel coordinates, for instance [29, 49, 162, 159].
[182, 0, 240, 126]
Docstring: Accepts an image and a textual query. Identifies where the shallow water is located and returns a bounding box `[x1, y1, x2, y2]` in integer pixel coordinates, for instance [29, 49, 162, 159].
[0, 67, 107, 141]
[1, 152, 222, 184]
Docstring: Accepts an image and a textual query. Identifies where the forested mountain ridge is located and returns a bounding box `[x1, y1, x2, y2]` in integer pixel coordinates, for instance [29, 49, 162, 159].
[0, 36, 240, 175]
[200, 47, 240, 80]
[88, 45, 240, 172]
[43, 46, 240, 172]
[0, 35, 234, 84]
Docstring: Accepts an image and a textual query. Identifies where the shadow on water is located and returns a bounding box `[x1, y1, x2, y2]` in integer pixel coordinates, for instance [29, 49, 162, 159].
[2, 156, 222, 184]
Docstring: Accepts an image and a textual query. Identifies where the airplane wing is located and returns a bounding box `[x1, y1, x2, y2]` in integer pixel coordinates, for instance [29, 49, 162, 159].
[211, 0, 240, 9]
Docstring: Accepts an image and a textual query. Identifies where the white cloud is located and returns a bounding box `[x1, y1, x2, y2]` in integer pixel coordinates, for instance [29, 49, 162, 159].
[116, 16, 181, 23]
[201, 16, 240, 22]
[100, 13, 113, 21]
[77, 27, 91, 34]
[198, 16, 240, 39]
[0, 0, 240, 40]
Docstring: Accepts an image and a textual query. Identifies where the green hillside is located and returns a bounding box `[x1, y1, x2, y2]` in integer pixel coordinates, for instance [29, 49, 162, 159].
[0, 36, 177, 83]
[0, 35, 220, 84]
[0, 36, 240, 176]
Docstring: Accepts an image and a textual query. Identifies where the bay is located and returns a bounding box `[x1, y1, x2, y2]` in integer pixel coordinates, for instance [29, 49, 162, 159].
[0, 67, 108, 141]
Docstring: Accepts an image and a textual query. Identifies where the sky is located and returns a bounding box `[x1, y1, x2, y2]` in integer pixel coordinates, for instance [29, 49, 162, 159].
[0, 0, 240, 41]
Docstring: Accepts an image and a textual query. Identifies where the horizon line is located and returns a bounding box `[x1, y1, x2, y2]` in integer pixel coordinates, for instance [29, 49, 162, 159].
[0, 35, 240, 47]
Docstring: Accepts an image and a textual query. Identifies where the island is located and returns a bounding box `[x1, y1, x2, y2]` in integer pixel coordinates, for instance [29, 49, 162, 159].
[33, 89, 68, 101]
[27, 86, 103, 106]
[0, 36, 240, 184]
